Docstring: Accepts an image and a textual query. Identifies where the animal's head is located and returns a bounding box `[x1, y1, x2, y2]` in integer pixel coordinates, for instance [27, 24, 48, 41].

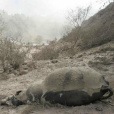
[1, 90, 27, 106]
[100, 76, 113, 100]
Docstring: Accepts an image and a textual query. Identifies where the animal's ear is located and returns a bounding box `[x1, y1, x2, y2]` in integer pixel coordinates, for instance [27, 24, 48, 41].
[101, 75, 105, 79]
[101, 75, 109, 85]
[15, 90, 22, 96]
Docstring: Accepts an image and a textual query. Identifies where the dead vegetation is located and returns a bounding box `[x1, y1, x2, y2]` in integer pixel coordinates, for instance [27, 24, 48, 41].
[32, 43, 59, 60]
[0, 38, 31, 73]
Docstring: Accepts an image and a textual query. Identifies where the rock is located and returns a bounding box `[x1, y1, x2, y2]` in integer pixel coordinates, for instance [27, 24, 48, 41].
[95, 107, 103, 111]
[19, 70, 29, 75]
[0, 95, 7, 105]
[77, 54, 83, 58]
[51, 60, 58, 64]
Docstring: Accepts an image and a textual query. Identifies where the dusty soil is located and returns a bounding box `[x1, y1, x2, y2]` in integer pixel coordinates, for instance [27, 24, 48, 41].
[0, 42, 114, 114]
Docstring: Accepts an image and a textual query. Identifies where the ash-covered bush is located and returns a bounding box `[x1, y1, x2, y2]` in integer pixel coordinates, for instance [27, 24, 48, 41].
[32, 45, 59, 60]
[0, 38, 30, 72]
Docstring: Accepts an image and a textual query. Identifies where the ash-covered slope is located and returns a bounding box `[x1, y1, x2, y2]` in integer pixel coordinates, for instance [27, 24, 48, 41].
[61, 3, 114, 50]
[83, 2, 114, 27]
[82, 2, 114, 44]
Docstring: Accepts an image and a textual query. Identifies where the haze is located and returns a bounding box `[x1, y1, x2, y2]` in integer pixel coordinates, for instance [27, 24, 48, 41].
[0, 0, 106, 43]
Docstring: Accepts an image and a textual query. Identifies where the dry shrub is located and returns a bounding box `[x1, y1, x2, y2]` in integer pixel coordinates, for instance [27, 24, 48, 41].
[58, 41, 79, 56]
[32, 41, 78, 60]
[0, 38, 30, 72]
[32, 45, 59, 60]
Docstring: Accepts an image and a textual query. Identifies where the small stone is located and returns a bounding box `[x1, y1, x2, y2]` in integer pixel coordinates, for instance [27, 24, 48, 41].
[95, 107, 103, 111]
[51, 60, 58, 63]
[77, 54, 83, 58]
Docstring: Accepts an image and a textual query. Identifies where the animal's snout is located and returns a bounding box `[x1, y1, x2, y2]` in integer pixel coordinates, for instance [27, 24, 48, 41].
[101, 85, 109, 90]
[101, 85, 110, 93]
[100, 85, 113, 100]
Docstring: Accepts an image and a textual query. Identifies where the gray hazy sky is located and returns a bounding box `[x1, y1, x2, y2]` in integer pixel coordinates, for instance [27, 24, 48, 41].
[0, 0, 107, 41]
[0, 0, 101, 17]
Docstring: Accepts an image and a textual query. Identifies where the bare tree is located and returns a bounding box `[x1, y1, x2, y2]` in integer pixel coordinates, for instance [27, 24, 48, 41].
[65, 6, 91, 52]
[97, 0, 114, 9]
[67, 6, 91, 28]
[0, 12, 33, 72]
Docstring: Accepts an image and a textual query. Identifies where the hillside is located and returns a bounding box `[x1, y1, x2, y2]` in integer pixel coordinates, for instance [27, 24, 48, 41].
[60, 2, 114, 52]
[82, 2, 114, 46]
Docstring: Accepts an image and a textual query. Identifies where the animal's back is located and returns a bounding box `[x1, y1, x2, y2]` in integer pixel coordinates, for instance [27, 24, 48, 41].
[43, 67, 103, 95]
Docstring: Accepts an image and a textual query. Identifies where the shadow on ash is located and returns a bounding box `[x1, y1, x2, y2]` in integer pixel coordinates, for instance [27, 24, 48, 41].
[1, 67, 113, 106]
